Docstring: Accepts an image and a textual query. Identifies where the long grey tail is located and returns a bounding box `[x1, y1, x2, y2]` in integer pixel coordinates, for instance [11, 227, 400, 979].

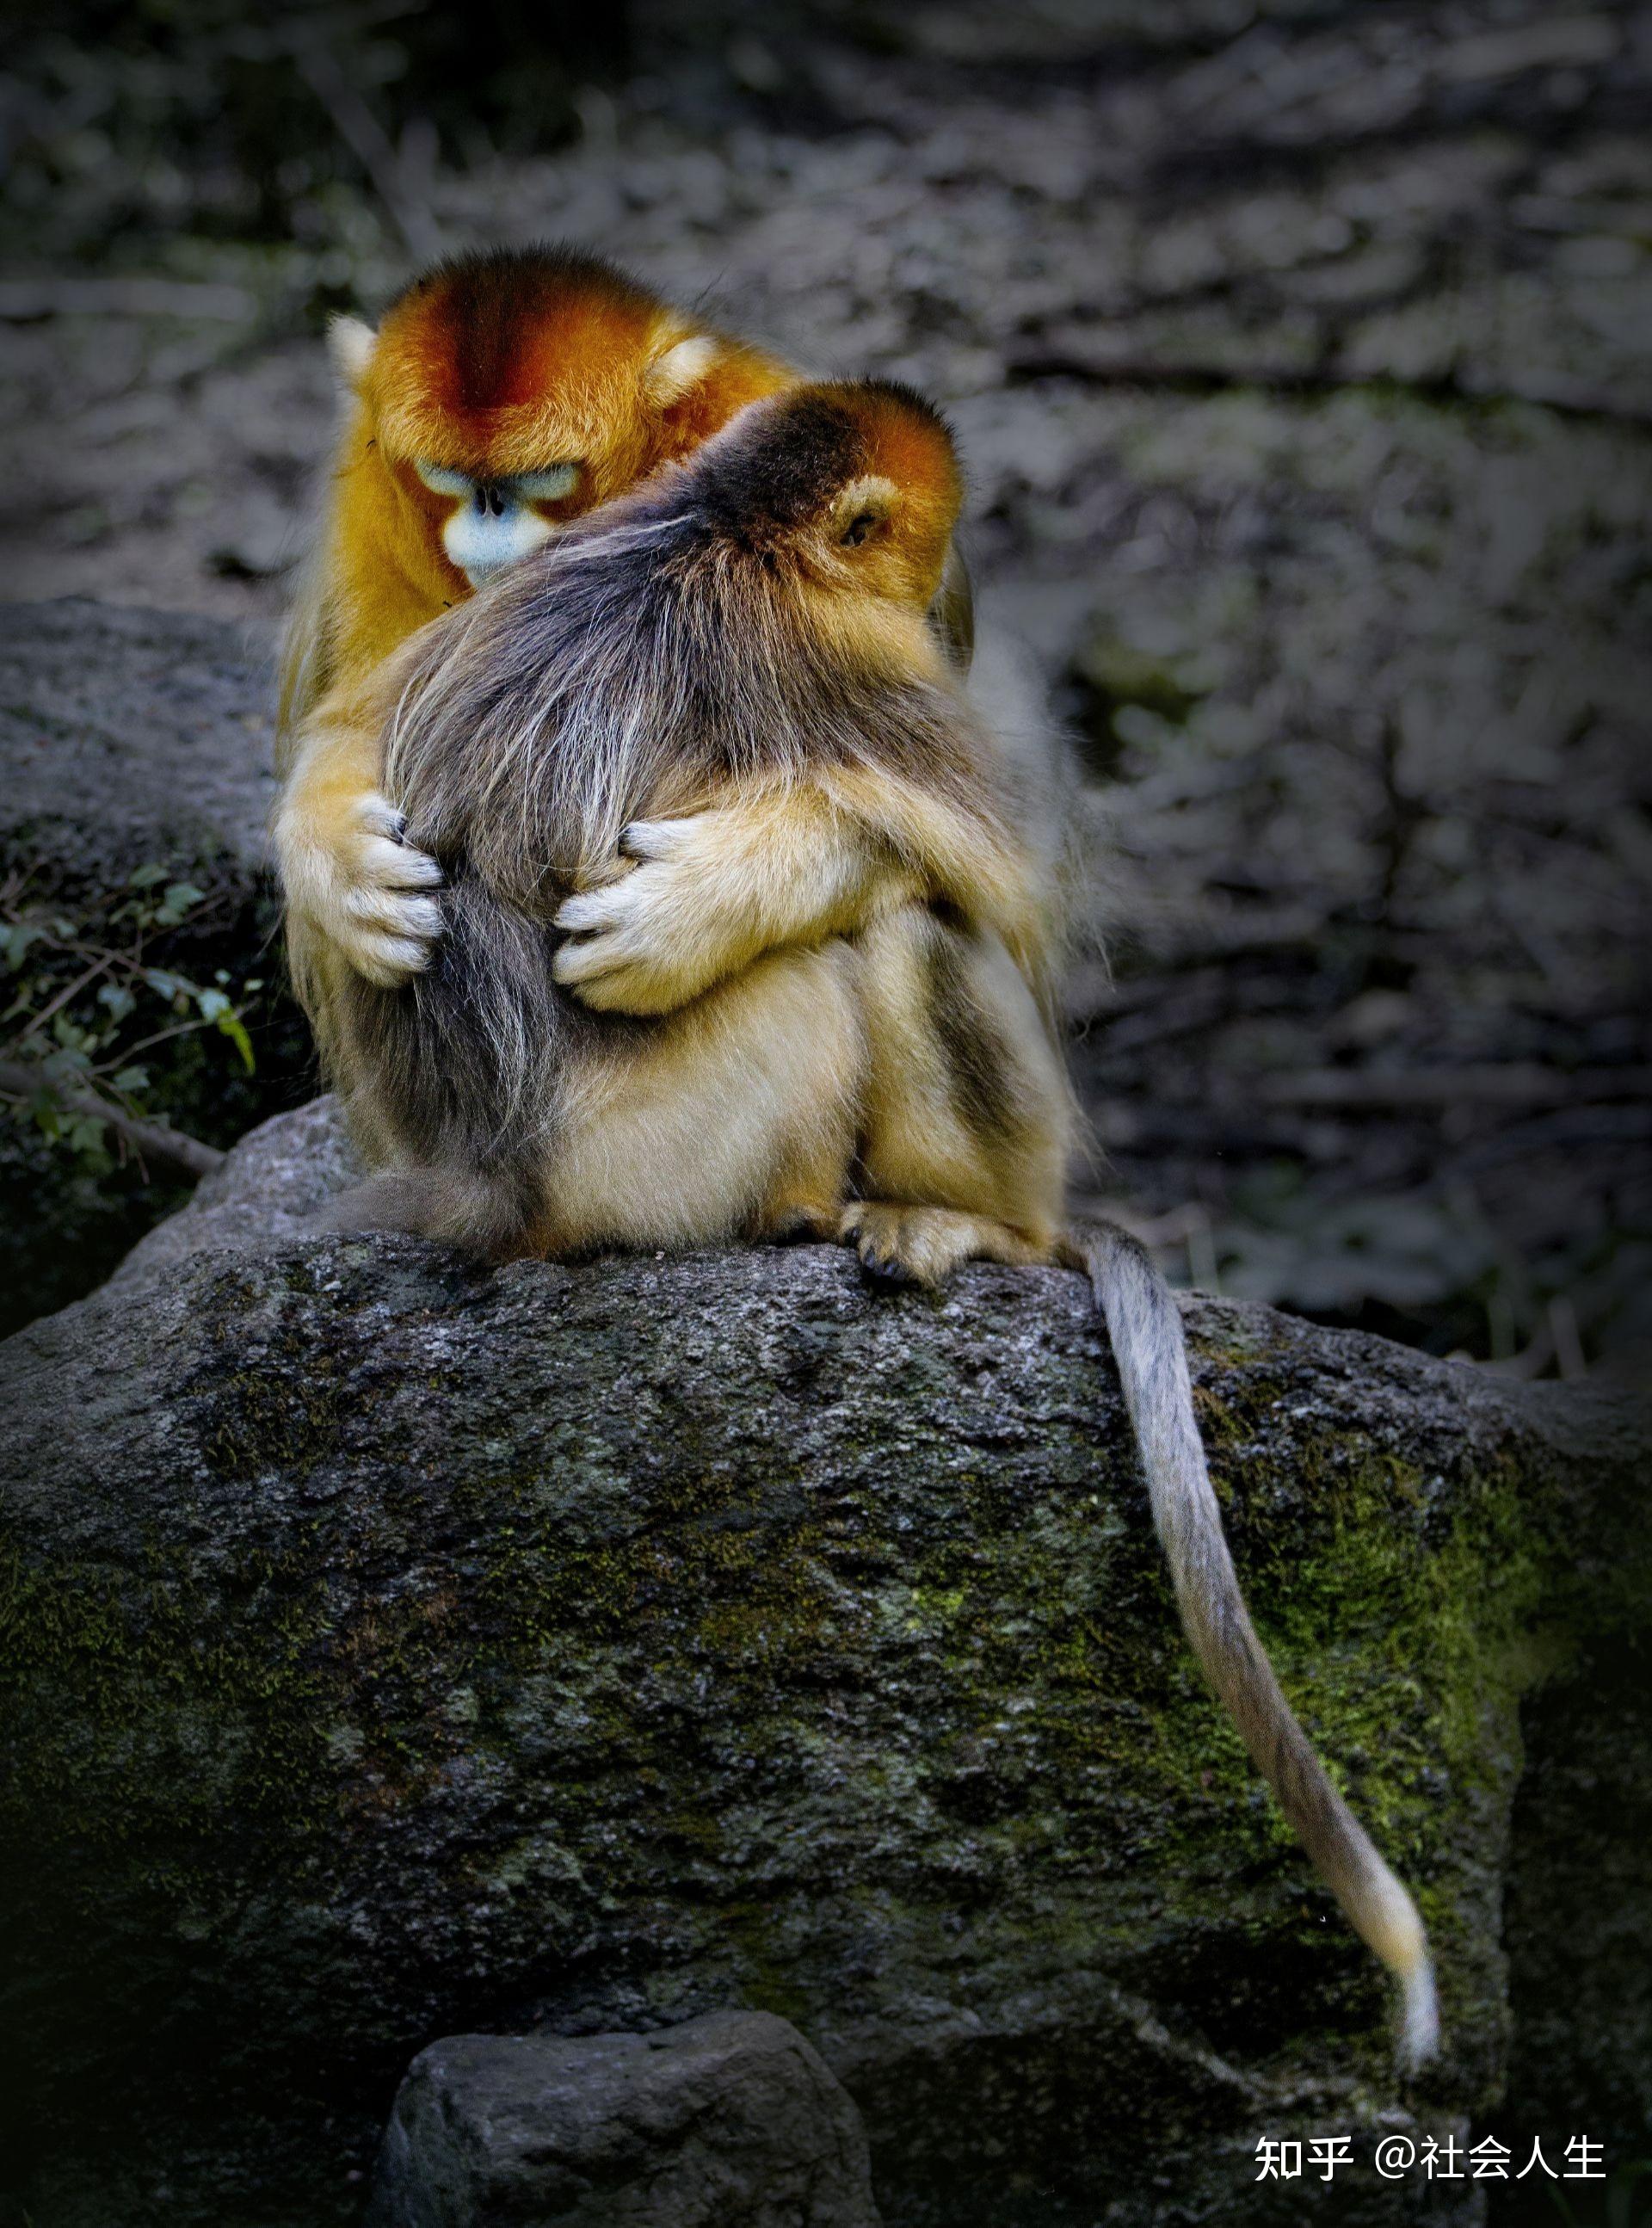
[1059, 1224, 1439, 2070]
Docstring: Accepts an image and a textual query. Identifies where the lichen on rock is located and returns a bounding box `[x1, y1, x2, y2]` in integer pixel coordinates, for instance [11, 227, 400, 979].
[3, 1102, 1646, 2227]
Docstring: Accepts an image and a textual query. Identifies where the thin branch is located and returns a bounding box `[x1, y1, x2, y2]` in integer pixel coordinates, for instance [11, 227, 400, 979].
[106, 1016, 219, 1065]
[1003, 350, 1652, 431]
[289, 39, 441, 264]
[0, 1061, 225, 1180]
[26, 953, 115, 1035]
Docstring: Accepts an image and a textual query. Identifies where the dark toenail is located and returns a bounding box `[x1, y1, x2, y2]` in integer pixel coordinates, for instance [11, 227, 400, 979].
[862, 1253, 913, 1287]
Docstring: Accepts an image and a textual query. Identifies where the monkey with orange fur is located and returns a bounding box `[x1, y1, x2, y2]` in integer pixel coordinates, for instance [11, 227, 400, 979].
[276, 247, 793, 1003]
[274, 245, 977, 1028]
[316, 376, 1439, 2070]
[324, 376, 1060, 1260]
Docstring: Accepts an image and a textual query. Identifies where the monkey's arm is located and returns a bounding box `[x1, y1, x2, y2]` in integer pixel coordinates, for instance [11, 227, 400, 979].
[273, 663, 444, 989]
[552, 768, 1045, 1017]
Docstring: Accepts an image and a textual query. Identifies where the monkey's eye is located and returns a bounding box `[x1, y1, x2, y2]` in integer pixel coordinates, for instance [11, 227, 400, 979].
[839, 512, 883, 547]
[514, 464, 582, 503]
[414, 460, 475, 500]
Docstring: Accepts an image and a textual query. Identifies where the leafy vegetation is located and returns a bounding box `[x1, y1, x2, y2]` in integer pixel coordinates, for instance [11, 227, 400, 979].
[0, 861, 258, 1173]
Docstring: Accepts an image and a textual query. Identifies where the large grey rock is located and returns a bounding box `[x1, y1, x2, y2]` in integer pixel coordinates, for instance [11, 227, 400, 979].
[3, 1102, 1649, 2228]
[0, 598, 275, 887]
[366, 2012, 880, 2228]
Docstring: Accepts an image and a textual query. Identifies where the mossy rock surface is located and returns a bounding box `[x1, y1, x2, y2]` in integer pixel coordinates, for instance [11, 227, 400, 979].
[3, 1102, 1646, 2228]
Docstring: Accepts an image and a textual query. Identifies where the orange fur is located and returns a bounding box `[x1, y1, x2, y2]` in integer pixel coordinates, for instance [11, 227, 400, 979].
[276, 248, 798, 995]
[282, 248, 794, 742]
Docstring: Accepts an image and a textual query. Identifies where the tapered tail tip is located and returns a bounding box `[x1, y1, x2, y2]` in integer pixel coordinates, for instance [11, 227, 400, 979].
[1398, 1957, 1440, 2072]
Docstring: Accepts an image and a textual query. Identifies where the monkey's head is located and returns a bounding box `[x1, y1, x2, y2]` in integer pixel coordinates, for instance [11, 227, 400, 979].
[680, 379, 966, 656]
[330, 244, 787, 590]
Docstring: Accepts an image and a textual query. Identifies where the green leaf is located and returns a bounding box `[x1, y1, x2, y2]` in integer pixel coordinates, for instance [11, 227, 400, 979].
[127, 863, 169, 889]
[96, 983, 137, 1023]
[109, 1065, 151, 1092]
[215, 1009, 256, 1074]
[155, 881, 206, 926]
[0, 923, 42, 970]
[195, 987, 231, 1021]
[144, 970, 186, 1001]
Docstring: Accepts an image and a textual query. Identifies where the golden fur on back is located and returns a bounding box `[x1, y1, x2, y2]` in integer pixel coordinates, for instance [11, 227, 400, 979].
[322, 377, 1067, 1266]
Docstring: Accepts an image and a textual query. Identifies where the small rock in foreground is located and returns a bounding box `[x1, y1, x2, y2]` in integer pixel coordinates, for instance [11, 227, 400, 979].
[365, 2010, 881, 2228]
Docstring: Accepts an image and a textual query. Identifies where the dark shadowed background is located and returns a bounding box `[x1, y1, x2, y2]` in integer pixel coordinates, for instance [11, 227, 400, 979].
[0, 9, 1649, 2221]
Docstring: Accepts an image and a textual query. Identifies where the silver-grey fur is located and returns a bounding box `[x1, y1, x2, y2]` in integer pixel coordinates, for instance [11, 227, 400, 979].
[1061, 1224, 1439, 2067]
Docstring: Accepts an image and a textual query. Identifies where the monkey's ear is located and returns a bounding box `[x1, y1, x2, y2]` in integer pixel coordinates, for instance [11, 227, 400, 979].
[644, 331, 721, 404]
[327, 314, 378, 392]
[831, 474, 900, 546]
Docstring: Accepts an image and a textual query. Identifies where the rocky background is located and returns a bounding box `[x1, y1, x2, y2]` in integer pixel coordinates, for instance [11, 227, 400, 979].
[3, 0, 1649, 1366]
[1, 4, 1650, 2225]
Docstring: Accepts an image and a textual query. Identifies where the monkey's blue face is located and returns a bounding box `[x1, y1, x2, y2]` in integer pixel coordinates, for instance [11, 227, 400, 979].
[415, 460, 583, 587]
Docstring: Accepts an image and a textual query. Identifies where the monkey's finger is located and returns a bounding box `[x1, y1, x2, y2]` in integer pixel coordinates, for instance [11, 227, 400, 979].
[359, 834, 444, 891]
[570, 853, 637, 892]
[345, 886, 444, 940]
[554, 886, 638, 935]
[552, 954, 681, 1016]
[354, 793, 408, 841]
[550, 934, 620, 984]
[348, 934, 436, 988]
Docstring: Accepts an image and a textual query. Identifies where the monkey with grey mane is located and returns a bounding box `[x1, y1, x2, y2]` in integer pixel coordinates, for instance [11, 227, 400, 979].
[306, 376, 1439, 2068]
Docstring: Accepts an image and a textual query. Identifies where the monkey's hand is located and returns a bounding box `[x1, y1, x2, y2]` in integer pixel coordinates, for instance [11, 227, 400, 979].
[276, 788, 445, 989]
[552, 791, 917, 1014]
[551, 817, 755, 1015]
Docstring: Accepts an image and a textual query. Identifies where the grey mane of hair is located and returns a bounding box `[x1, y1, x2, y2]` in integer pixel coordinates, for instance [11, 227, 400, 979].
[382, 466, 1007, 910]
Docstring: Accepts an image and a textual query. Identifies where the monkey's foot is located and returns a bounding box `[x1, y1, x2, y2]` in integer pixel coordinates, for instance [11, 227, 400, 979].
[290, 792, 444, 988]
[759, 1200, 841, 1246]
[839, 1202, 1050, 1288]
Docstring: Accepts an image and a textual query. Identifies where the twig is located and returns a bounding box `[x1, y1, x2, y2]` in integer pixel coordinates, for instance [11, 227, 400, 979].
[27, 953, 115, 1035]
[1003, 350, 1652, 432]
[290, 39, 441, 264]
[0, 1060, 225, 1180]
[109, 1016, 223, 1065]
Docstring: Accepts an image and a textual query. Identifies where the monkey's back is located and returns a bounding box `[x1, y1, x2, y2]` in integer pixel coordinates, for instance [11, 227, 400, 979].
[333, 396, 1015, 1211]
